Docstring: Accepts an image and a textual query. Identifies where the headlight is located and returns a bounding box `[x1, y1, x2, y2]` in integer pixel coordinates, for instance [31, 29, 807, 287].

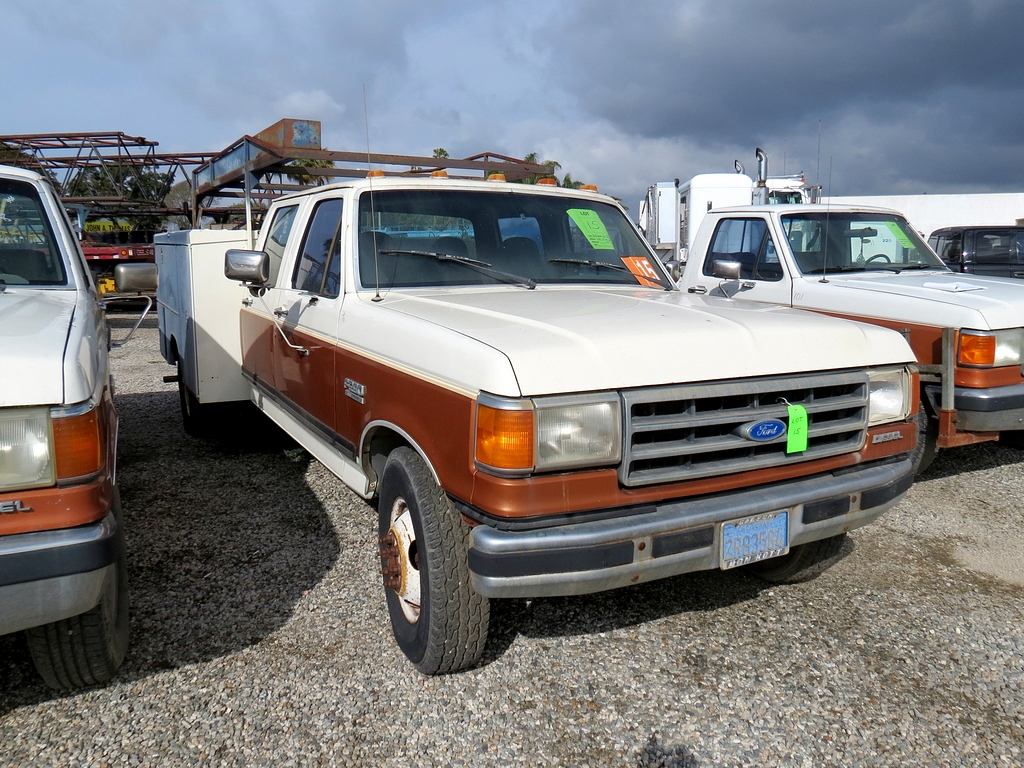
[0, 407, 55, 491]
[475, 392, 621, 475]
[959, 329, 1024, 367]
[867, 368, 911, 426]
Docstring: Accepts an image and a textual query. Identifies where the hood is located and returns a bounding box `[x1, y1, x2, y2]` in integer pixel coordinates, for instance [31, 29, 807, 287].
[0, 290, 75, 407]
[801, 271, 1024, 330]
[380, 287, 912, 396]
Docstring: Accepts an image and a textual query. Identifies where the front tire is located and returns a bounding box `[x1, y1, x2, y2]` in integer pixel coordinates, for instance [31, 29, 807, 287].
[377, 447, 489, 675]
[25, 488, 130, 689]
[910, 406, 939, 475]
[747, 533, 847, 584]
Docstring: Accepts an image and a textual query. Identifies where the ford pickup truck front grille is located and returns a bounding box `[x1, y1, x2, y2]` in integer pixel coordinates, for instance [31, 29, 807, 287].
[620, 371, 869, 487]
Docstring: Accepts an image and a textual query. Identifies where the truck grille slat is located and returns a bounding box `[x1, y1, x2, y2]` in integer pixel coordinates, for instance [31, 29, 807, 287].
[620, 371, 869, 487]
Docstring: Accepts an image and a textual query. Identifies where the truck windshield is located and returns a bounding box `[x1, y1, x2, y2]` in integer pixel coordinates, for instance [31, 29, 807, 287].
[781, 212, 946, 275]
[0, 179, 66, 286]
[357, 189, 667, 290]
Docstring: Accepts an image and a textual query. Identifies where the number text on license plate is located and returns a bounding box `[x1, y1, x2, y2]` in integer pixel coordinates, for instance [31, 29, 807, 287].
[720, 510, 789, 570]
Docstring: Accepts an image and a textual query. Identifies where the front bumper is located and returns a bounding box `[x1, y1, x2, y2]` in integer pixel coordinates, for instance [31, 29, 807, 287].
[924, 382, 1024, 431]
[0, 511, 121, 635]
[468, 457, 912, 598]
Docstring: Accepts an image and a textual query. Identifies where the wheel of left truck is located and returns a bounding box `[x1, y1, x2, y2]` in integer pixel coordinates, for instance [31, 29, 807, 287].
[178, 360, 210, 438]
[25, 487, 130, 690]
[377, 447, 489, 675]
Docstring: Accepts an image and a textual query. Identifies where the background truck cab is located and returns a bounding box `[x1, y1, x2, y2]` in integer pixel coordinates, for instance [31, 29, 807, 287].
[930, 225, 1024, 278]
[678, 204, 1024, 472]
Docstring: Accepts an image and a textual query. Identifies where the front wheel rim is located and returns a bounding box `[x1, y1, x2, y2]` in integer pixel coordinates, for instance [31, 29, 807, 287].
[383, 498, 421, 624]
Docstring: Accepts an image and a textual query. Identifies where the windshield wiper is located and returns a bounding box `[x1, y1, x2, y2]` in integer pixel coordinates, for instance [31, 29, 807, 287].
[878, 263, 946, 273]
[379, 249, 536, 289]
[548, 257, 671, 289]
[548, 257, 630, 273]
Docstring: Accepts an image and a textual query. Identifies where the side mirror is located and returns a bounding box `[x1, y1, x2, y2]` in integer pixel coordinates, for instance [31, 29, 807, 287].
[225, 249, 269, 284]
[114, 263, 158, 293]
[664, 259, 682, 281]
[712, 260, 742, 279]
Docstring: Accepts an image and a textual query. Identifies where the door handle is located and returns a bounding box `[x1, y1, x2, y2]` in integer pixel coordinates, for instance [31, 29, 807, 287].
[273, 306, 288, 318]
[687, 285, 708, 294]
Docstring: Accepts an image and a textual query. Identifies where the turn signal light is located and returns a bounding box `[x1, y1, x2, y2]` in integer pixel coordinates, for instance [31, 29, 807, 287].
[475, 404, 533, 470]
[52, 409, 103, 480]
[959, 333, 996, 366]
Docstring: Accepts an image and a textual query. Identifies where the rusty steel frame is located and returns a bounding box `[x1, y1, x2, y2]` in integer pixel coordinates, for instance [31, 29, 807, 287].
[0, 132, 213, 217]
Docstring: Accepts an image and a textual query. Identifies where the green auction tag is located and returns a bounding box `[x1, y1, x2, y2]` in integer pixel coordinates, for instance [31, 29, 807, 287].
[884, 221, 915, 249]
[567, 208, 615, 250]
[786, 403, 808, 454]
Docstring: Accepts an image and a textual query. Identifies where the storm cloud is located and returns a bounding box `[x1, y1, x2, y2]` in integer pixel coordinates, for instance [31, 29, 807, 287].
[3, 0, 1022, 210]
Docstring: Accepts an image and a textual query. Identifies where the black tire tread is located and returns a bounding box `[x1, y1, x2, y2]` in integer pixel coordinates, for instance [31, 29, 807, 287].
[749, 532, 847, 584]
[24, 490, 129, 690]
[910, 405, 939, 476]
[387, 447, 489, 675]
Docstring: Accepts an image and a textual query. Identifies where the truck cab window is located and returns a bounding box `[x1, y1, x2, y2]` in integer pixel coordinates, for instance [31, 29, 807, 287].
[294, 198, 343, 295]
[703, 218, 783, 282]
[263, 204, 298, 287]
[0, 178, 67, 285]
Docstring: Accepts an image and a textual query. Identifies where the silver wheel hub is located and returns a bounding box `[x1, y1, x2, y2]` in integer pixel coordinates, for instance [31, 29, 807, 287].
[380, 497, 421, 624]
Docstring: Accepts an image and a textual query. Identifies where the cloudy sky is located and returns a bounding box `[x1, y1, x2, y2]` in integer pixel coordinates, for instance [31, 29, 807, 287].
[4, 0, 1022, 210]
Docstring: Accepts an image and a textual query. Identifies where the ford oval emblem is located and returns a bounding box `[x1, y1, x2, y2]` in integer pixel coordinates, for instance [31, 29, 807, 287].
[738, 418, 787, 442]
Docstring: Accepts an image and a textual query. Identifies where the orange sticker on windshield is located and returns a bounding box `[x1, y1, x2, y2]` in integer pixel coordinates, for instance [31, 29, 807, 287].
[621, 256, 662, 287]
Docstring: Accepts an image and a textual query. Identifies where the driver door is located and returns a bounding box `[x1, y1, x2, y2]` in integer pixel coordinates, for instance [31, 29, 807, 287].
[694, 216, 793, 306]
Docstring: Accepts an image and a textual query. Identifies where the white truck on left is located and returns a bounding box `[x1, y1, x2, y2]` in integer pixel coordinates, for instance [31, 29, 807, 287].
[0, 164, 154, 689]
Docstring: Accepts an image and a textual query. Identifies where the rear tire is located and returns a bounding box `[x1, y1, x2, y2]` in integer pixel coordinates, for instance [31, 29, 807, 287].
[177, 360, 211, 438]
[25, 488, 130, 689]
[377, 447, 489, 674]
[748, 533, 847, 584]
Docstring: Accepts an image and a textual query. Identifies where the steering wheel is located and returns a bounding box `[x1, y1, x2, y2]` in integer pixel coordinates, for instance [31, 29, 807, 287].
[864, 253, 891, 265]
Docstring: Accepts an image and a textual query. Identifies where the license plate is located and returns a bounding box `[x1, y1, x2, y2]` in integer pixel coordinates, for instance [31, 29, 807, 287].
[720, 510, 790, 570]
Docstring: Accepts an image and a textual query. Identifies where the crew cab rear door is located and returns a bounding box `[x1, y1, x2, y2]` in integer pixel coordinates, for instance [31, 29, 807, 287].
[270, 195, 345, 433]
[685, 215, 793, 305]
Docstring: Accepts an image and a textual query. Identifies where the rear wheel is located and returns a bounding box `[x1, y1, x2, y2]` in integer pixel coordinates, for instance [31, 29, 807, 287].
[25, 488, 129, 689]
[377, 447, 489, 674]
[178, 360, 211, 438]
[748, 533, 847, 584]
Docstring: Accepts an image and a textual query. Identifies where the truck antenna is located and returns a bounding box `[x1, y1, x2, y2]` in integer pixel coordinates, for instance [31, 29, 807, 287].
[820, 156, 833, 283]
[364, 84, 383, 303]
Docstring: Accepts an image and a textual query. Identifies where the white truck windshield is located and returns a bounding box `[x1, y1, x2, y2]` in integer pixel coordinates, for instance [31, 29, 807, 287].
[782, 213, 945, 275]
[0, 178, 66, 286]
[357, 190, 667, 290]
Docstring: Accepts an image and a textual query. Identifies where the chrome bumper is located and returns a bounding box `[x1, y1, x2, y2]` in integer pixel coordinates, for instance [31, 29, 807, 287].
[469, 458, 913, 598]
[0, 512, 120, 635]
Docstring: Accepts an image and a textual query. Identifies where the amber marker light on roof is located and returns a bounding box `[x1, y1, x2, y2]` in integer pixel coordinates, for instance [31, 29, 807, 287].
[430, 169, 449, 178]
[959, 333, 996, 366]
[366, 169, 385, 178]
[52, 409, 103, 480]
[475, 404, 534, 471]
[580, 184, 599, 192]
[487, 173, 507, 182]
[537, 178, 558, 186]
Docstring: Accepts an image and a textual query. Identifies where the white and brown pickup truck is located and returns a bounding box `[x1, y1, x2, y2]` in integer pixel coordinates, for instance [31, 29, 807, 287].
[676, 204, 1024, 472]
[171, 176, 919, 674]
[0, 165, 153, 688]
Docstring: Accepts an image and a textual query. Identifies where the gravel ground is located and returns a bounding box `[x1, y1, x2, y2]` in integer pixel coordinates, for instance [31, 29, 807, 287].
[2, 317, 1022, 767]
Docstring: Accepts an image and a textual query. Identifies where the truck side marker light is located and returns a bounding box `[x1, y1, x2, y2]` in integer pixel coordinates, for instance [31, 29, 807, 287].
[476, 405, 533, 470]
[53, 410, 103, 480]
[959, 334, 995, 366]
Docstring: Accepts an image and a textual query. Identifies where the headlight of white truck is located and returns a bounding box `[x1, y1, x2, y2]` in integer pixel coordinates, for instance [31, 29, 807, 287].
[0, 407, 55, 491]
[475, 392, 622, 475]
[958, 328, 1024, 367]
[867, 368, 911, 426]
